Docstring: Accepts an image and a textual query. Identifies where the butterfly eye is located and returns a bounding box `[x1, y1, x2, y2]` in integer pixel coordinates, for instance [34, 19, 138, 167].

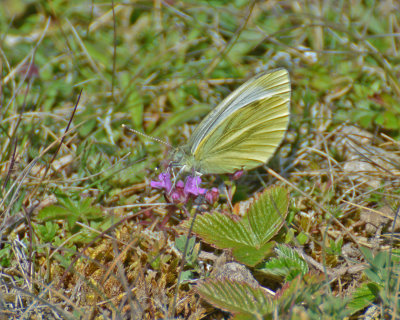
[168, 149, 182, 168]
[171, 148, 185, 163]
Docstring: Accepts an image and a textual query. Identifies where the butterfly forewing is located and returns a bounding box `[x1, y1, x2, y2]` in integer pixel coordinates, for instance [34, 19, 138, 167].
[187, 69, 290, 174]
[187, 68, 290, 155]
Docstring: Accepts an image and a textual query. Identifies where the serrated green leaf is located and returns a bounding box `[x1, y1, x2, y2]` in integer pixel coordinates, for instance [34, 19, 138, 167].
[188, 187, 289, 266]
[53, 251, 74, 269]
[55, 194, 77, 212]
[37, 205, 71, 221]
[274, 273, 325, 310]
[348, 282, 380, 313]
[232, 242, 275, 267]
[246, 187, 289, 244]
[275, 244, 308, 273]
[36, 221, 59, 243]
[192, 211, 255, 248]
[196, 279, 273, 318]
[37, 194, 103, 235]
[259, 244, 308, 281]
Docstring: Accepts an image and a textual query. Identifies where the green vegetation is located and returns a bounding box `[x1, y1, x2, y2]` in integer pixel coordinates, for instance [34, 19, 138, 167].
[1, 1, 400, 319]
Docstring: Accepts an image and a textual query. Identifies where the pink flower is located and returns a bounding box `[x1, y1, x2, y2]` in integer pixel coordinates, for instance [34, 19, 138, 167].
[170, 180, 186, 203]
[150, 172, 172, 193]
[184, 176, 206, 196]
[205, 187, 219, 204]
[151, 172, 215, 204]
[231, 170, 244, 180]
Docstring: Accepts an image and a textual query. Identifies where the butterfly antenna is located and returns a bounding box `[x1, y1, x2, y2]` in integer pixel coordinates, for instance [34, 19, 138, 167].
[122, 124, 172, 148]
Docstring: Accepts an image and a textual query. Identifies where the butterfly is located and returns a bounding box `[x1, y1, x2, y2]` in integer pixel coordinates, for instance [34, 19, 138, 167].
[169, 68, 290, 175]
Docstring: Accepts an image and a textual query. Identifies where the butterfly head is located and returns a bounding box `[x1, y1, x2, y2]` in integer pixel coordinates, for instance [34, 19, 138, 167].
[169, 146, 197, 174]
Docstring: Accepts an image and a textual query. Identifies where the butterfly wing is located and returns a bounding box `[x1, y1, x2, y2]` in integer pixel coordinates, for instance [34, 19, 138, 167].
[188, 69, 290, 174]
[187, 68, 290, 155]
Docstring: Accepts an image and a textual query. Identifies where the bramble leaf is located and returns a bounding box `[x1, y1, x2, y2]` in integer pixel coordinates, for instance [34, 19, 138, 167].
[187, 186, 289, 266]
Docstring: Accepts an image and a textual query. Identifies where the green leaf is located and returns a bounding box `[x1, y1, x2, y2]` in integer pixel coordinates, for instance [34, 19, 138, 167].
[232, 242, 275, 267]
[375, 111, 399, 129]
[180, 270, 194, 283]
[373, 251, 388, 269]
[35, 221, 59, 243]
[348, 282, 380, 313]
[196, 279, 273, 318]
[175, 235, 199, 266]
[175, 235, 195, 252]
[37, 193, 103, 233]
[360, 246, 374, 264]
[245, 187, 289, 244]
[84, 42, 110, 66]
[259, 244, 308, 281]
[365, 268, 383, 285]
[327, 237, 343, 256]
[296, 231, 309, 245]
[188, 187, 289, 266]
[0, 244, 12, 267]
[53, 250, 76, 269]
[191, 211, 255, 249]
[37, 205, 71, 221]
[274, 273, 327, 314]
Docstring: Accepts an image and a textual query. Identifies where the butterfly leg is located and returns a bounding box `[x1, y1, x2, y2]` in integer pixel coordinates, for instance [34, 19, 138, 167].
[169, 165, 187, 194]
